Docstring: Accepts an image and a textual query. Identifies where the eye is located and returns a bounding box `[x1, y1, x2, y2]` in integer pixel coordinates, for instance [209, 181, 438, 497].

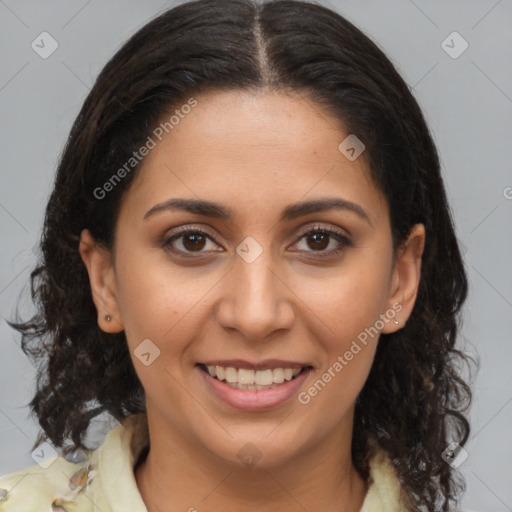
[162, 224, 352, 259]
[290, 226, 353, 257]
[163, 227, 223, 257]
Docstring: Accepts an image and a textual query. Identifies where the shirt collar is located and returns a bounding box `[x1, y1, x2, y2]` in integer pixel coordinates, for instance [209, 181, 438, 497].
[97, 413, 405, 511]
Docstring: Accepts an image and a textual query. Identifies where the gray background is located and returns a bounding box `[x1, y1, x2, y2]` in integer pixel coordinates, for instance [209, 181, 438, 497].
[0, 1, 511, 510]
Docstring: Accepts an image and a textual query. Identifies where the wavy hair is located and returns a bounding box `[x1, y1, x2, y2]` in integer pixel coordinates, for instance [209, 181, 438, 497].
[11, 0, 474, 509]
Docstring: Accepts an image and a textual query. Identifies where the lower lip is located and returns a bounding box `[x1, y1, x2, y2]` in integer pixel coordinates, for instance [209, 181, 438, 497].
[197, 366, 312, 410]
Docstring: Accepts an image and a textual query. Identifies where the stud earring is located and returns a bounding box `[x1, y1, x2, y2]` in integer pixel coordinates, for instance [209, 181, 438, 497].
[394, 319, 399, 325]
[104, 313, 112, 322]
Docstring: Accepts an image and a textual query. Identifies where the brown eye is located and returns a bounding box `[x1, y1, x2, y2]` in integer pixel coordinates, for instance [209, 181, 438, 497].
[182, 233, 207, 251]
[291, 227, 353, 258]
[306, 232, 329, 251]
[163, 228, 223, 257]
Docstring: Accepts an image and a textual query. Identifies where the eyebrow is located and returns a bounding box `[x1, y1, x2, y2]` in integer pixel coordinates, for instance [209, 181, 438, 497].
[143, 197, 372, 226]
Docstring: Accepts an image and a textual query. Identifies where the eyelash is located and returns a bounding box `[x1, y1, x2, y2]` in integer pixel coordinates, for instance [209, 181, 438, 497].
[162, 224, 353, 259]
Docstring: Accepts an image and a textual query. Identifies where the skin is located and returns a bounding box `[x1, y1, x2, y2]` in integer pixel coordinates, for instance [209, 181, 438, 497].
[80, 89, 425, 512]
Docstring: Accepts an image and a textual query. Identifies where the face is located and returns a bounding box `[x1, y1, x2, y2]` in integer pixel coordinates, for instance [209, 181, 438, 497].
[81, 89, 424, 468]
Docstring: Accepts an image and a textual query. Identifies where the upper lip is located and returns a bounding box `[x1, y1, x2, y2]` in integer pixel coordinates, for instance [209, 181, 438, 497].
[198, 359, 311, 370]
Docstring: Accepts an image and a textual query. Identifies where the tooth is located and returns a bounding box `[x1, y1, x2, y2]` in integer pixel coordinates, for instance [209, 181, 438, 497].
[225, 367, 237, 383]
[211, 365, 304, 385]
[238, 368, 255, 384]
[255, 369, 273, 386]
[216, 366, 225, 381]
[272, 368, 285, 383]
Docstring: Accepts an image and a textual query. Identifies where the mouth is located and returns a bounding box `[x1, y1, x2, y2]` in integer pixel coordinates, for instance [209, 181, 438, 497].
[197, 362, 313, 391]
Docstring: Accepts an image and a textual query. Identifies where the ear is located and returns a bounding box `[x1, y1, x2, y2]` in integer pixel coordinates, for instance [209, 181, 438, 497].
[381, 223, 425, 334]
[79, 229, 124, 333]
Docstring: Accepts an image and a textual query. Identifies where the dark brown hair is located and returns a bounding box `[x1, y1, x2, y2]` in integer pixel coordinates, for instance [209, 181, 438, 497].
[11, 0, 474, 509]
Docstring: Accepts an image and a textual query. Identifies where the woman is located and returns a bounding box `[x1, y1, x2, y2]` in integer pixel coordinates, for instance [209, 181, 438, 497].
[0, 0, 472, 510]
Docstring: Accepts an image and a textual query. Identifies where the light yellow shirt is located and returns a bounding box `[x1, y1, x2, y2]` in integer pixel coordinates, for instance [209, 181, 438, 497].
[0, 414, 407, 511]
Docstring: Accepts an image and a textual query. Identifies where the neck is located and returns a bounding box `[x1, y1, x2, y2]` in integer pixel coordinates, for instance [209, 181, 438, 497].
[135, 412, 368, 512]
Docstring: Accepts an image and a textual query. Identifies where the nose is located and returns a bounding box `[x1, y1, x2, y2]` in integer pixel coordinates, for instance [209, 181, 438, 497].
[215, 250, 295, 342]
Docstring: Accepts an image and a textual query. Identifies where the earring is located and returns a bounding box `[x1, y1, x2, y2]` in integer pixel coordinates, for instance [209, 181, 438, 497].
[394, 319, 399, 325]
[104, 313, 112, 322]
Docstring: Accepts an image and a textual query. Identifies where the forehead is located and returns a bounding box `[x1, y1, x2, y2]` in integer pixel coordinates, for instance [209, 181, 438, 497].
[119, 89, 388, 226]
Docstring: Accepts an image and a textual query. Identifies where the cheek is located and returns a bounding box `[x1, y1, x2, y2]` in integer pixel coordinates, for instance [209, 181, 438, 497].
[112, 251, 215, 410]
[290, 254, 391, 407]
[293, 259, 392, 347]
[113, 249, 218, 350]
[295, 278, 383, 419]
